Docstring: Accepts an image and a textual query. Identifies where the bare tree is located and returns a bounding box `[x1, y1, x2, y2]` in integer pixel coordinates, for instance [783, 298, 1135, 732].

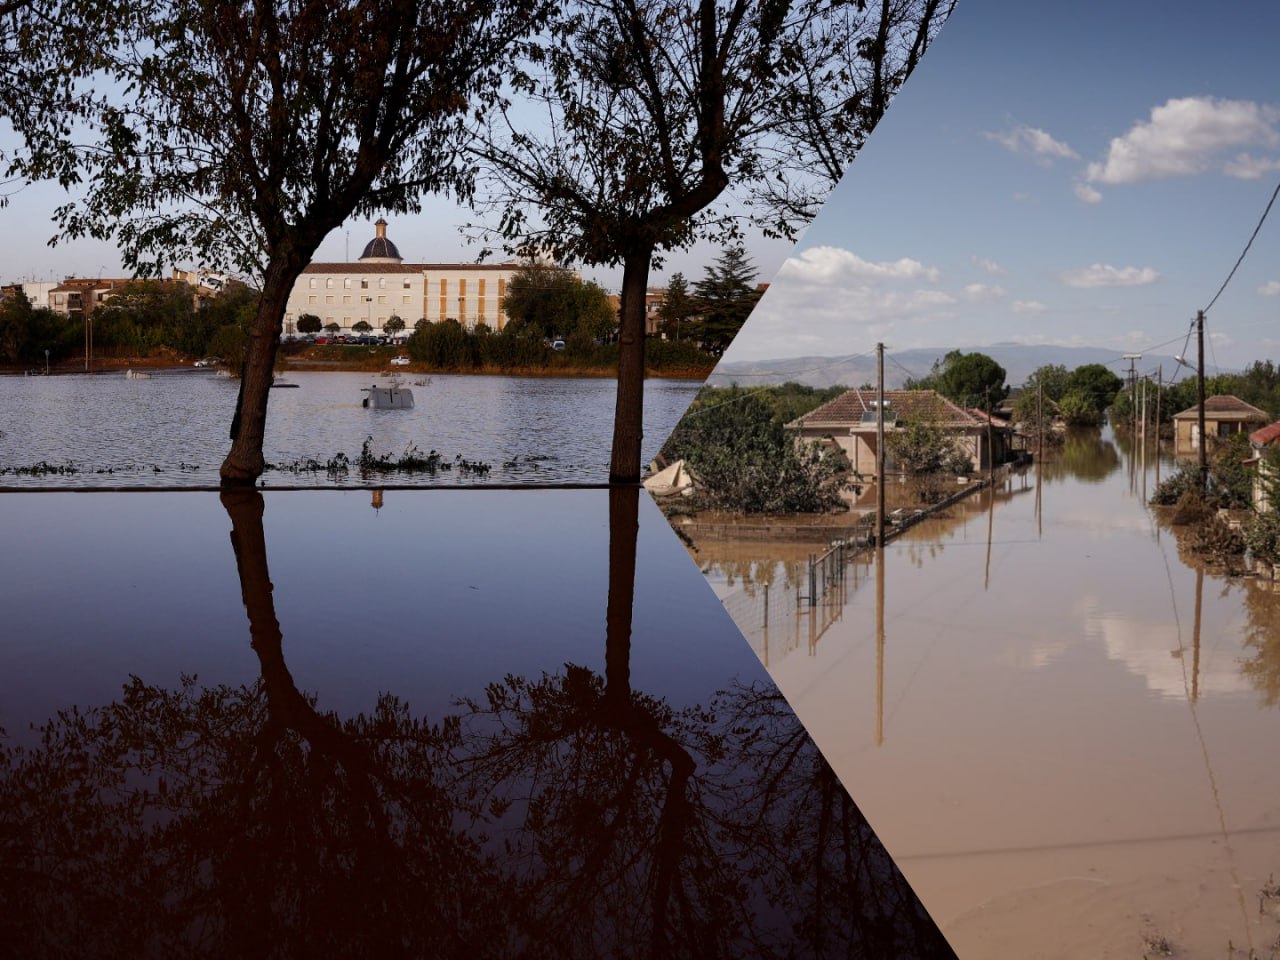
[471, 0, 954, 482]
[3, 0, 545, 485]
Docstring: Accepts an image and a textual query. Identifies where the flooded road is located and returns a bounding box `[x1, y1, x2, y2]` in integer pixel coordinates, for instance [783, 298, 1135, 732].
[709, 428, 1280, 958]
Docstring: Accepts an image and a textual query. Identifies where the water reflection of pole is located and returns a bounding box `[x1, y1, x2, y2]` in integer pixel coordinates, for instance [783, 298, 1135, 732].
[875, 546, 885, 748]
[1036, 381, 1043, 539]
[984, 482, 995, 591]
[1192, 565, 1203, 703]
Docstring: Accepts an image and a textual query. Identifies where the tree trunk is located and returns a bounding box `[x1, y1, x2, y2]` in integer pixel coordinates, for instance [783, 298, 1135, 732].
[610, 247, 654, 484]
[220, 256, 301, 486]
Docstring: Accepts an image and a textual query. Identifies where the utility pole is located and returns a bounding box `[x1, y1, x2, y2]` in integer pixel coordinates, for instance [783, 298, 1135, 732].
[1122, 354, 1142, 435]
[876, 342, 885, 547]
[1197, 310, 1207, 494]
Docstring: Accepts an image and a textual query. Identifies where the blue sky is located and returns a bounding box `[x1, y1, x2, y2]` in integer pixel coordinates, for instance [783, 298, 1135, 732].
[3, 0, 1276, 376]
[726, 0, 1280, 375]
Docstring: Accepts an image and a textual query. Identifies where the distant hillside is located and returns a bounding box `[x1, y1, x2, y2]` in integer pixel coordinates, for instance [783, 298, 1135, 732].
[708, 343, 1195, 390]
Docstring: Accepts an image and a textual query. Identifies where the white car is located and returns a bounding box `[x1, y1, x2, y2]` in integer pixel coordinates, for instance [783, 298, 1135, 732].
[390, 355, 411, 366]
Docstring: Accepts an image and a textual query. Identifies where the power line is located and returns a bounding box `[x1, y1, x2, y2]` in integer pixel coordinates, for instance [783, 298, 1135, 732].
[1203, 177, 1280, 314]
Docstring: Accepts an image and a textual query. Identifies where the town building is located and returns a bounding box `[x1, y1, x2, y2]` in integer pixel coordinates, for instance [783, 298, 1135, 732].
[787, 388, 1014, 476]
[284, 219, 526, 336]
[1171, 395, 1270, 455]
[1249, 420, 1280, 514]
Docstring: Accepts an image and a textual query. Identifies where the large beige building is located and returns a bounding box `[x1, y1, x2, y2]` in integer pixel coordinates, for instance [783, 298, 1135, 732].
[285, 219, 526, 335]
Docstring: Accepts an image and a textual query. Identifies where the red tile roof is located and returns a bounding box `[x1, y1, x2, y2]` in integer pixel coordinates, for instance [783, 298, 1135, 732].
[1172, 395, 1270, 421]
[1251, 420, 1280, 447]
[789, 389, 987, 430]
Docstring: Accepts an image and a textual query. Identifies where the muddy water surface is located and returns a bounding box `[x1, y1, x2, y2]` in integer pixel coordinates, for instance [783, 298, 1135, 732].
[713, 428, 1280, 958]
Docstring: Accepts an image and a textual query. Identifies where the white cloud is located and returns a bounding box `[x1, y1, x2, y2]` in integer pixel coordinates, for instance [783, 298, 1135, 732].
[963, 283, 1006, 301]
[1011, 300, 1048, 316]
[971, 255, 1005, 275]
[1224, 153, 1280, 179]
[778, 245, 941, 284]
[1259, 280, 1280, 297]
[1086, 96, 1280, 185]
[1060, 264, 1160, 288]
[987, 124, 1079, 164]
[1074, 182, 1103, 205]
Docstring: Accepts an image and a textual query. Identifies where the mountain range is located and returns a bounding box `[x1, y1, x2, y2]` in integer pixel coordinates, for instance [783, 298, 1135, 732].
[707, 342, 1202, 390]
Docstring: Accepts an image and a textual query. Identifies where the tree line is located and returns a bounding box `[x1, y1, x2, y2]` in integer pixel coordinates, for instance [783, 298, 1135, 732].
[0, 282, 258, 366]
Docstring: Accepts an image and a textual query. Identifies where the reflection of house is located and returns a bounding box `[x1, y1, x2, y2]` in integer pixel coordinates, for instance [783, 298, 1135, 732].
[787, 388, 1014, 476]
[1172, 395, 1269, 455]
[285, 218, 524, 334]
[1249, 421, 1280, 513]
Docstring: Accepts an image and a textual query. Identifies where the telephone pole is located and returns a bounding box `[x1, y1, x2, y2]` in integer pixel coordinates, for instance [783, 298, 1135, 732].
[876, 342, 885, 547]
[1196, 310, 1207, 493]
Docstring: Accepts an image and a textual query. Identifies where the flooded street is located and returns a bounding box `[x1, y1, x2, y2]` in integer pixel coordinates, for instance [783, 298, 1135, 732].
[705, 428, 1280, 958]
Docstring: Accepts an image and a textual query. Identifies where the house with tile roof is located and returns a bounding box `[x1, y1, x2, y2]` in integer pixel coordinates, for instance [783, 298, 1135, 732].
[786, 388, 1014, 477]
[1171, 395, 1270, 456]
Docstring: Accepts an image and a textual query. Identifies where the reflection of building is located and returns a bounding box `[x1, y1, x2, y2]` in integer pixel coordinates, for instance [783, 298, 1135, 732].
[285, 219, 524, 334]
[1172, 395, 1269, 455]
[788, 388, 1014, 475]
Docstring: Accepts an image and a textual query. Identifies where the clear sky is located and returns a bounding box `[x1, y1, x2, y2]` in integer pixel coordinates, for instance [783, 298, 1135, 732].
[724, 0, 1280, 375]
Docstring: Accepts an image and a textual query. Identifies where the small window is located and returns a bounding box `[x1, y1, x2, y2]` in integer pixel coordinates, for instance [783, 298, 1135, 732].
[402, 295, 411, 304]
[344, 278, 352, 289]
[361, 280, 368, 289]
[326, 278, 334, 289]
[377, 295, 387, 304]
[378, 278, 386, 289]
[309, 279, 317, 288]
[403, 280, 411, 289]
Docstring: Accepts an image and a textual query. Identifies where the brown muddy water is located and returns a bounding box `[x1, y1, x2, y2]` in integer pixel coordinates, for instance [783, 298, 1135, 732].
[0, 487, 954, 960]
[702, 427, 1280, 959]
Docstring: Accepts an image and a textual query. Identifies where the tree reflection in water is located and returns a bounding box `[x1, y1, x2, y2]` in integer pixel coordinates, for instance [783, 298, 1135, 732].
[1239, 578, 1280, 707]
[0, 489, 953, 959]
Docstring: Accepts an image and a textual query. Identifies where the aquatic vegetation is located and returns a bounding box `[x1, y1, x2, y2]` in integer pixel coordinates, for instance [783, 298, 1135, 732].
[0, 461, 80, 476]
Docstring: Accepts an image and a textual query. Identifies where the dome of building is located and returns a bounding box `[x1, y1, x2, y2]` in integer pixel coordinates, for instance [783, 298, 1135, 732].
[359, 218, 403, 263]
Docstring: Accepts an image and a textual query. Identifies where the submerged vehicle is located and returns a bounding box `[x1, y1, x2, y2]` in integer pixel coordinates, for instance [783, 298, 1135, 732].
[362, 381, 414, 409]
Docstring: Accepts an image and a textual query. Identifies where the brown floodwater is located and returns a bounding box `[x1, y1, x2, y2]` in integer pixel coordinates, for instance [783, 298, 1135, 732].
[708, 428, 1280, 959]
[0, 487, 954, 959]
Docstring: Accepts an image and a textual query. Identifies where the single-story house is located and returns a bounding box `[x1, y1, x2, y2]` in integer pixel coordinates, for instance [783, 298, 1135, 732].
[787, 388, 1014, 476]
[1172, 395, 1270, 455]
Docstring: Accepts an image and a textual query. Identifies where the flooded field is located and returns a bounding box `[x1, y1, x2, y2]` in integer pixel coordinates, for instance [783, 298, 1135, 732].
[0, 488, 953, 959]
[0, 371, 700, 486]
[703, 428, 1280, 958]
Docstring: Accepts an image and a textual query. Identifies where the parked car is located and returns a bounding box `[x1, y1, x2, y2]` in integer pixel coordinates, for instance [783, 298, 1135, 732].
[390, 355, 411, 366]
[194, 356, 222, 367]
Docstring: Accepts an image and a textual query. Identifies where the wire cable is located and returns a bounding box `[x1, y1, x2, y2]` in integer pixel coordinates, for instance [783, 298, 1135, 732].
[1203, 177, 1280, 314]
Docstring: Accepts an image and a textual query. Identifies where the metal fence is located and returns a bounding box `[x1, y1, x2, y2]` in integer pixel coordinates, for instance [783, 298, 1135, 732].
[722, 540, 873, 667]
